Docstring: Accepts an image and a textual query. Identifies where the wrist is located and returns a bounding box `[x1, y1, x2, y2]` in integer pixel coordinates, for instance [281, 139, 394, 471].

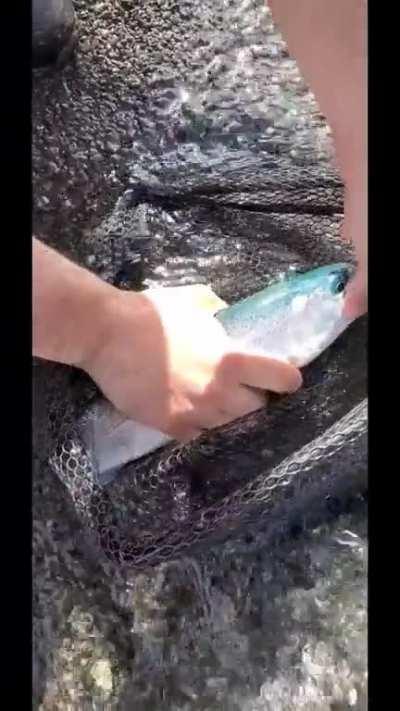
[76, 285, 150, 374]
[32, 237, 148, 370]
[65, 275, 116, 369]
[335, 132, 366, 188]
[35, 266, 119, 370]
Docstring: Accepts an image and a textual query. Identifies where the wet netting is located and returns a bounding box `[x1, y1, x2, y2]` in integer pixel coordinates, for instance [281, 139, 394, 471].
[33, 0, 367, 571]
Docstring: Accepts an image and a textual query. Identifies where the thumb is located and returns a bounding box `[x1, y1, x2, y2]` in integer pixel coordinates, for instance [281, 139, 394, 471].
[343, 269, 367, 319]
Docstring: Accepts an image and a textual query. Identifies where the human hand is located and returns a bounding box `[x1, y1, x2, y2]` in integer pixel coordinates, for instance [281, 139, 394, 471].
[266, 0, 367, 320]
[342, 178, 367, 320]
[335, 121, 367, 321]
[81, 283, 302, 441]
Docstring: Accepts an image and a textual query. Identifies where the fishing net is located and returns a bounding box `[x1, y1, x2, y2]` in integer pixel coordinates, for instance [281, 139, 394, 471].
[33, 0, 367, 572]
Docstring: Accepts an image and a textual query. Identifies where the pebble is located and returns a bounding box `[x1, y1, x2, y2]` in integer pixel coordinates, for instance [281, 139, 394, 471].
[90, 659, 113, 694]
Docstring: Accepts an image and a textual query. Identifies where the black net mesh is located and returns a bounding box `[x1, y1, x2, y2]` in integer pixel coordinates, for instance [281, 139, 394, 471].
[33, 0, 367, 572]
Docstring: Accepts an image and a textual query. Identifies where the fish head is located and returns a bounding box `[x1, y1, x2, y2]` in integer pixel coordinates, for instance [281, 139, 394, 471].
[218, 263, 355, 368]
[291, 263, 351, 299]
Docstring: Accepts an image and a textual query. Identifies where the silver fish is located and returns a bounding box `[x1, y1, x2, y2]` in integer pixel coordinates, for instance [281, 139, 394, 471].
[80, 263, 353, 485]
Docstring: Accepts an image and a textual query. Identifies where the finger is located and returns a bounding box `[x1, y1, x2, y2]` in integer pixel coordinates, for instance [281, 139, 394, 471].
[194, 410, 238, 430]
[221, 385, 267, 418]
[343, 274, 367, 319]
[175, 396, 260, 433]
[175, 406, 237, 432]
[220, 352, 302, 394]
[168, 424, 203, 443]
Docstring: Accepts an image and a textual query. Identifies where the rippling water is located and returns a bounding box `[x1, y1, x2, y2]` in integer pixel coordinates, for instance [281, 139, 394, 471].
[33, 0, 367, 708]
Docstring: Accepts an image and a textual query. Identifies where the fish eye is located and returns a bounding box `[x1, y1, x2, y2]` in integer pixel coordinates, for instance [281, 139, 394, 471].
[335, 279, 345, 293]
[331, 271, 349, 295]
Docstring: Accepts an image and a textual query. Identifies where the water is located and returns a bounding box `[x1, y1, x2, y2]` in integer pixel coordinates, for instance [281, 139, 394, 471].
[33, 0, 367, 707]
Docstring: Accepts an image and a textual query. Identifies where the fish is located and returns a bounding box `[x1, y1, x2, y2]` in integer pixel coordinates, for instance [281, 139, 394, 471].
[79, 263, 353, 486]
